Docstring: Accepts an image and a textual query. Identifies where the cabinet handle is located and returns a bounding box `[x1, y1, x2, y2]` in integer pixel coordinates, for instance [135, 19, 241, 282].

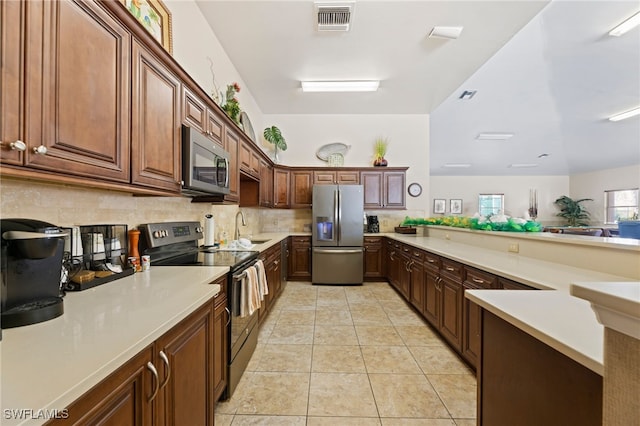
[32, 145, 48, 155]
[159, 350, 171, 390]
[225, 307, 231, 327]
[472, 277, 484, 284]
[445, 266, 455, 272]
[147, 362, 160, 402]
[427, 259, 435, 263]
[389, 251, 395, 261]
[4, 140, 26, 151]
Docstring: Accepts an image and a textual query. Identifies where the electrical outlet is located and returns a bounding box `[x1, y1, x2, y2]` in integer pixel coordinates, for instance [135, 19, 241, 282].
[508, 243, 519, 253]
[445, 233, 450, 240]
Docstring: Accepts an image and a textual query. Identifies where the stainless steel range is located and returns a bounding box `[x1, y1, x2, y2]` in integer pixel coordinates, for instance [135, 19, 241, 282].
[139, 221, 259, 399]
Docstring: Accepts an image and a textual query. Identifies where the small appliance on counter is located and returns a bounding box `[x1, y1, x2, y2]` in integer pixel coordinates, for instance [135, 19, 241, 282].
[367, 215, 380, 233]
[1, 219, 68, 328]
[64, 224, 133, 291]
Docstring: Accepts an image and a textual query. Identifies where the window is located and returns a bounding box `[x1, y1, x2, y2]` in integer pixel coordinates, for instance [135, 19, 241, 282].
[605, 189, 639, 224]
[479, 194, 504, 216]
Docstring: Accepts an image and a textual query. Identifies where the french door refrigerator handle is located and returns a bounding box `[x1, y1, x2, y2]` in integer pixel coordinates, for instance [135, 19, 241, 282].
[334, 188, 339, 243]
[337, 189, 342, 243]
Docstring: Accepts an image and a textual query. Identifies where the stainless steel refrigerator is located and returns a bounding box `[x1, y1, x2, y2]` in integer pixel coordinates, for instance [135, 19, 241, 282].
[312, 184, 364, 285]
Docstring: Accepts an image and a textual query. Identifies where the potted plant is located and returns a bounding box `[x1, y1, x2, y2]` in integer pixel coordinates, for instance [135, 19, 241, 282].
[373, 138, 388, 166]
[554, 195, 593, 226]
[222, 83, 241, 124]
[263, 126, 287, 163]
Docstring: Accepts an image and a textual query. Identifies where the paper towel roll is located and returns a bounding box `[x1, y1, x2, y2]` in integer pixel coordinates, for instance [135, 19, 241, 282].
[204, 214, 215, 247]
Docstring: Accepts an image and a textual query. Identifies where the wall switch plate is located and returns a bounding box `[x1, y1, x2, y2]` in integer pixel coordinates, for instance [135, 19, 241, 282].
[508, 243, 519, 253]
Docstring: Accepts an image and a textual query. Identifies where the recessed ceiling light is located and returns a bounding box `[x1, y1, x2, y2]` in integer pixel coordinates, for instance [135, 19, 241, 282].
[458, 90, 477, 100]
[301, 80, 380, 92]
[609, 12, 640, 37]
[443, 163, 471, 168]
[509, 163, 538, 168]
[429, 26, 464, 40]
[476, 133, 514, 141]
[608, 106, 640, 122]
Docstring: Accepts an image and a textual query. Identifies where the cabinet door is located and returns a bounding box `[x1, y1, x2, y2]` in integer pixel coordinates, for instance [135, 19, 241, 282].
[290, 170, 313, 208]
[259, 160, 273, 207]
[363, 237, 383, 280]
[213, 291, 228, 403]
[155, 302, 214, 426]
[383, 171, 406, 208]
[409, 260, 425, 313]
[337, 170, 360, 184]
[440, 276, 463, 351]
[24, 0, 131, 182]
[224, 127, 240, 202]
[361, 171, 384, 209]
[0, 0, 25, 166]
[182, 87, 223, 147]
[287, 236, 311, 281]
[462, 283, 482, 369]
[131, 40, 181, 192]
[273, 168, 290, 208]
[398, 251, 411, 299]
[423, 269, 440, 328]
[49, 346, 154, 426]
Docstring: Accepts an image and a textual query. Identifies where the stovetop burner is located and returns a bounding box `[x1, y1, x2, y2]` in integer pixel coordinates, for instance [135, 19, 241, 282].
[138, 221, 259, 271]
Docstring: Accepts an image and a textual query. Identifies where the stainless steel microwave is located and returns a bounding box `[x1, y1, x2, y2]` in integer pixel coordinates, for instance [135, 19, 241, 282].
[181, 125, 230, 196]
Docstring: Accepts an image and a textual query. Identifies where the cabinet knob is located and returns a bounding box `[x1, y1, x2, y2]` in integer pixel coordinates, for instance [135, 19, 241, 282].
[4, 140, 26, 151]
[32, 145, 48, 155]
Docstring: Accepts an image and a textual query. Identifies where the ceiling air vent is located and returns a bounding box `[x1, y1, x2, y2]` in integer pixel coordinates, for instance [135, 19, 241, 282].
[315, 2, 355, 32]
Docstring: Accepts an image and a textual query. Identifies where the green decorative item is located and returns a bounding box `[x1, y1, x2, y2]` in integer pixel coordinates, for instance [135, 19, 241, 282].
[222, 82, 241, 124]
[263, 125, 287, 163]
[554, 195, 593, 226]
[373, 138, 388, 166]
[401, 215, 542, 232]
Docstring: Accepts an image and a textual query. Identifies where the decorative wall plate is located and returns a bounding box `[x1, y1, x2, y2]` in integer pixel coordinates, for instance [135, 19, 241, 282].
[316, 143, 350, 161]
[239, 112, 256, 143]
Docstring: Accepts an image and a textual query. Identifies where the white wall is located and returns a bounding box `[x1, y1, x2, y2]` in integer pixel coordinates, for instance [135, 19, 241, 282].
[429, 175, 570, 223]
[167, 1, 265, 146]
[570, 164, 640, 225]
[262, 113, 431, 213]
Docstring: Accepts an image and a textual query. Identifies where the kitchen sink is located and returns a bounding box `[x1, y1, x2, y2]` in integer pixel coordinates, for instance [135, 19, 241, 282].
[250, 239, 271, 244]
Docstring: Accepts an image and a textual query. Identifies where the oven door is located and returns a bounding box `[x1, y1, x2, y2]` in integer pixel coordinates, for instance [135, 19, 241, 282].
[229, 266, 258, 362]
[182, 125, 230, 196]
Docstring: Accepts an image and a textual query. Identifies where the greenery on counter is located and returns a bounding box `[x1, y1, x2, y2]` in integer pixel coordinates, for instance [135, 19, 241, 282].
[402, 215, 543, 232]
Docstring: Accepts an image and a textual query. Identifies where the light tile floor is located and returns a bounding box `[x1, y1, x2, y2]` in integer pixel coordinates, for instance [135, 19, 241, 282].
[216, 281, 476, 425]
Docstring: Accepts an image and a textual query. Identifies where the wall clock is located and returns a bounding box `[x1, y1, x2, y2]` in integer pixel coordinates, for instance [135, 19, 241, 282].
[408, 182, 422, 197]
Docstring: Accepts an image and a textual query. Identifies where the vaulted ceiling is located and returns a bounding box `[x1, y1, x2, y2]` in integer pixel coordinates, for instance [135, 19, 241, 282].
[196, 1, 640, 176]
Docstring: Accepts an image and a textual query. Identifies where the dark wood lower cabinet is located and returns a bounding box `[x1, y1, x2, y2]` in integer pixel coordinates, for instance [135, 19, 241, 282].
[461, 283, 482, 368]
[212, 289, 228, 403]
[479, 310, 602, 426]
[363, 236, 383, 280]
[288, 236, 311, 281]
[47, 346, 154, 425]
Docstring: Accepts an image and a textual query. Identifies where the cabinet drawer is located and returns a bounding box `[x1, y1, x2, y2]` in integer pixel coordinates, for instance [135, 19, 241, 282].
[410, 248, 424, 261]
[364, 236, 382, 246]
[291, 236, 311, 245]
[423, 252, 441, 271]
[441, 258, 463, 282]
[464, 267, 497, 289]
[499, 277, 536, 290]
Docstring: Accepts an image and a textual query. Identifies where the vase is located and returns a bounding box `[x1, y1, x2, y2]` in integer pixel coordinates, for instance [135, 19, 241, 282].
[373, 157, 388, 167]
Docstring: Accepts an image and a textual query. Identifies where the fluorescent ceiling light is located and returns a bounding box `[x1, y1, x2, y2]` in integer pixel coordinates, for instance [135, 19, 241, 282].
[609, 12, 640, 37]
[509, 163, 538, 168]
[429, 26, 464, 40]
[608, 107, 640, 122]
[476, 133, 514, 141]
[301, 80, 379, 92]
[443, 163, 471, 168]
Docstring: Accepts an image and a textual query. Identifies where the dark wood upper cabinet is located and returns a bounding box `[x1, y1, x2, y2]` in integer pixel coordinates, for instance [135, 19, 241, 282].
[273, 168, 290, 208]
[0, 0, 25, 166]
[290, 170, 313, 208]
[131, 39, 181, 192]
[18, 0, 132, 182]
[361, 169, 406, 209]
[182, 87, 223, 147]
[224, 127, 240, 202]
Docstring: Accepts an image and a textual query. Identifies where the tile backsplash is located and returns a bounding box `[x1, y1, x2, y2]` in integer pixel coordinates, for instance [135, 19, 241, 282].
[1, 178, 424, 239]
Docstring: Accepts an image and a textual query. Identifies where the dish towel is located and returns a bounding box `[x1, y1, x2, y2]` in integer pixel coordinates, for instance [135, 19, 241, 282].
[240, 266, 260, 318]
[254, 259, 269, 301]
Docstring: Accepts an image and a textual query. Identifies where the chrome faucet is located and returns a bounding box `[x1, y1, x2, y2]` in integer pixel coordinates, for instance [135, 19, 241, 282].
[235, 210, 247, 241]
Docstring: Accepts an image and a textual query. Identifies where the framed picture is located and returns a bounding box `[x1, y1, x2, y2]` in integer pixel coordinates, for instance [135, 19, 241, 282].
[433, 199, 446, 214]
[120, 0, 173, 54]
[450, 199, 463, 214]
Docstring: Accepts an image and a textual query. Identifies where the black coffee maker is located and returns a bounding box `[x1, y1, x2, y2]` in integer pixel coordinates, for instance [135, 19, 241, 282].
[1, 219, 67, 328]
[367, 215, 380, 233]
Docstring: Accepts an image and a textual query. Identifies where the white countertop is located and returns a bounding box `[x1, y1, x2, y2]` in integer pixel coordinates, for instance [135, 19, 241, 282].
[571, 282, 640, 339]
[1, 266, 228, 426]
[466, 290, 605, 375]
